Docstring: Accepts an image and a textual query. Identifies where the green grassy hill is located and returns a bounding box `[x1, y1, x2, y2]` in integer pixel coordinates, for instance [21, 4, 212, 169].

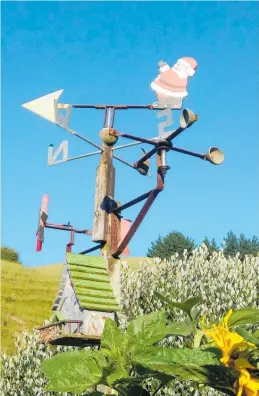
[1, 257, 146, 355]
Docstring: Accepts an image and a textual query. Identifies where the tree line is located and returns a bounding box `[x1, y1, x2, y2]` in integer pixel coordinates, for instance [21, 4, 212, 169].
[147, 230, 259, 261]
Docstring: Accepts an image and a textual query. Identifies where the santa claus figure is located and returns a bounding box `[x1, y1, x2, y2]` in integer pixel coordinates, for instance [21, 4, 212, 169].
[151, 57, 198, 108]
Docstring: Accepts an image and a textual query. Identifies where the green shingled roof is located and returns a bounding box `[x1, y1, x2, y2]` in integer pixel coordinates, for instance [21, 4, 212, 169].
[66, 253, 120, 312]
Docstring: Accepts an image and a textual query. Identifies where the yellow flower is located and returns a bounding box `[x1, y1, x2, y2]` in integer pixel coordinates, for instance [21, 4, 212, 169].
[203, 320, 248, 365]
[235, 368, 259, 396]
[203, 310, 259, 396]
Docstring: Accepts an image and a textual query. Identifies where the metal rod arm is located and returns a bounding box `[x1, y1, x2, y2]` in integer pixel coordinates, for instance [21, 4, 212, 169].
[45, 223, 92, 235]
[112, 141, 144, 151]
[71, 104, 157, 110]
[170, 146, 205, 160]
[112, 154, 136, 170]
[119, 133, 157, 146]
[58, 125, 103, 151]
[112, 190, 153, 214]
[133, 146, 158, 168]
[79, 243, 104, 255]
[165, 125, 186, 142]
[49, 150, 102, 165]
[112, 173, 164, 258]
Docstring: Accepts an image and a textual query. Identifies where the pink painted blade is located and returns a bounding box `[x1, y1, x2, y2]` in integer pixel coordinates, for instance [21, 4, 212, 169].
[120, 219, 132, 256]
[36, 238, 42, 252]
[36, 194, 49, 252]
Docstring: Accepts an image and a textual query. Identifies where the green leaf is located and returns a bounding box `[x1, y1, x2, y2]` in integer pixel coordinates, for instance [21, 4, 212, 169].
[91, 350, 110, 369]
[115, 384, 151, 396]
[133, 347, 237, 387]
[126, 310, 167, 347]
[101, 318, 124, 352]
[155, 292, 202, 317]
[134, 364, 171, 385]
[204, 365, 240, 390]
[106, 367, 128, 386]
[193, 330, 205, 348]
[202, 347, 223, 361]
[40, 351, 102, 394]
[237, 348, 259, 368]
[210, 386, 236, 395]
[236, 327, 259, 346]
[165, 321, 193, 337]
[116, 374, 150, 386]
[132, 346, 220, 367]
[228, 308, 259, 327]
[87, 393, 105, 396]
[253, 330, 259, 339]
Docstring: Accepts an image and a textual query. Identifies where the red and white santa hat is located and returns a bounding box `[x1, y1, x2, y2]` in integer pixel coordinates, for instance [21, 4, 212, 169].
[177, 57, 198, 75]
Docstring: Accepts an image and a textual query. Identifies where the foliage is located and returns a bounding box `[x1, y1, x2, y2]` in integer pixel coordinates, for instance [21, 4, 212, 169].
[1, 248, 259, 395]
[147, 231, 195, 260]
[37, 305, 259, 396]
[39, 308, 242, 396]
[1, 246, 20, 263]
[1, 257, 147, 354]
[120, 246, 259, 394]
[223, 231, 259, 260]
[201, 309, 259, 396]
[0, 329, 94, 396]
[202, 237, 219, 258]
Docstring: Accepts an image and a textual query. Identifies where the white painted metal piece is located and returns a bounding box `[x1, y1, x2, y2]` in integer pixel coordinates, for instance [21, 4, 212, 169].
[22, 89, 64, 124]
[157, 108, 175, 138]
[48, 140, 68, 165]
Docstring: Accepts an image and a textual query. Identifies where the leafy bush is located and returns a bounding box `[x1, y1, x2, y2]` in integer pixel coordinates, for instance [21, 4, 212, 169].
[1, 247, 258, 395]
[119, 245, 259, 395]
[120, 246, 259, 325]
[1, 246, 20, 263]
[0, 329, 92, 396]
[39, 307, 259, 396]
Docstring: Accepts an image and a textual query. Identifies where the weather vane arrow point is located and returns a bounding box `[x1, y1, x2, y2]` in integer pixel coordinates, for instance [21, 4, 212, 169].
[22, 89, 64, 123]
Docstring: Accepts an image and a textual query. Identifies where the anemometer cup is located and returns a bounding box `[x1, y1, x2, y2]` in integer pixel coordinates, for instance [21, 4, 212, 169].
[136, 162, 149, 176]
[180, 108, 198, 129]
[205, 146, 224, 165]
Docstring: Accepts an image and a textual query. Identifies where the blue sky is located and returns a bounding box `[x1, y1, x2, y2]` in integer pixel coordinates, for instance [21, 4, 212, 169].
[2, 1, 259, 267]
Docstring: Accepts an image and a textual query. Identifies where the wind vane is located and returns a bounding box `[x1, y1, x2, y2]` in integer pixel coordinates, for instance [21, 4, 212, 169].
[22, 57, 224, 348]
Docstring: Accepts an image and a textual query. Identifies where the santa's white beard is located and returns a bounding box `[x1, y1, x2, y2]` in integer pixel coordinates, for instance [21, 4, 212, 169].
[173, 64, 194, 78]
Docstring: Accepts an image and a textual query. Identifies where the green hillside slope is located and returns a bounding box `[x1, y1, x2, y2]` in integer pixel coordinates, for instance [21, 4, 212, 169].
[1, 257, 146, 354]
[1, 260, 62, 354]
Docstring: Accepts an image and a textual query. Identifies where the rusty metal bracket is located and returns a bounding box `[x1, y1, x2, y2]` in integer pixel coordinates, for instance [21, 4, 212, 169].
[71, 104, 162, 110]
[44, 222, 92, 253]
[66, 230, 75, 253]
[45, 222, 92, 235]
[112, 168, 165, 258]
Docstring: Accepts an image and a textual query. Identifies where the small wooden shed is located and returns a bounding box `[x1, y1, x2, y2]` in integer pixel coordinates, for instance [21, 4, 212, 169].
[39, 253, 120, 346]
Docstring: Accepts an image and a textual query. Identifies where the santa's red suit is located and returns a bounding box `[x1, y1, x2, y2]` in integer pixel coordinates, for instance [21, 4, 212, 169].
[151, 57, 198, 102]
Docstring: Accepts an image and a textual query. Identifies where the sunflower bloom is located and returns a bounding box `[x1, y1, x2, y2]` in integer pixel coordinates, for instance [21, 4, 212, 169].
[203, 310, 259, 396]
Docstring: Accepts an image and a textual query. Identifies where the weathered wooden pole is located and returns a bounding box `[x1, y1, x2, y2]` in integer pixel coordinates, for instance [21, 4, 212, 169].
[92, 108, 121, 302]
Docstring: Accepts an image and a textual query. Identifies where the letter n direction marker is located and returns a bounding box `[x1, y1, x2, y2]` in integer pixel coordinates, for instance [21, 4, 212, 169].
[22, 81, 224, 266]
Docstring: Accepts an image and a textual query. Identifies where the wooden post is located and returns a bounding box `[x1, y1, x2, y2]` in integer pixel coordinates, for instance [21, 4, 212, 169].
[92, 108, 120, 396]
[92, 143, 115, 243]
[92, 108, 121, 298]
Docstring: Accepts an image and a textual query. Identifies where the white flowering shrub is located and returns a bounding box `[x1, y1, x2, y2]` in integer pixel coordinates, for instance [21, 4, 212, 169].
[1, 246, 258, 396]
[119, 246, 259, 395]
[0, 329, 94, 396]
[120, 246, 259, 325]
